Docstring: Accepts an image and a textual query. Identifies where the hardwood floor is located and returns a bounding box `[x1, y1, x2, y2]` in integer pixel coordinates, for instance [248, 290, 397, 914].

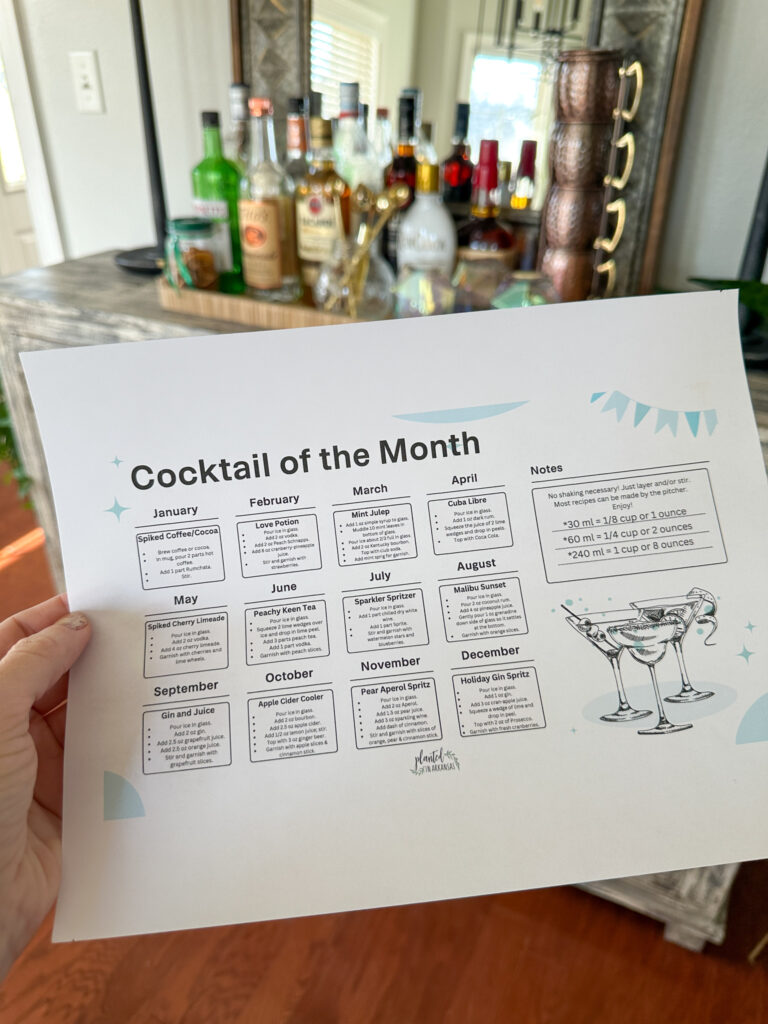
[1, 473, 768, 1023]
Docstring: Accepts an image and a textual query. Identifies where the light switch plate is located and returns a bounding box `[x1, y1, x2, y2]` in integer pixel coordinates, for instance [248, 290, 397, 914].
[69, 51, 105, 114]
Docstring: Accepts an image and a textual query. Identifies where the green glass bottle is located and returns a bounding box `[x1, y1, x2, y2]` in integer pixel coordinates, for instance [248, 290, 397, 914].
[192, 111, 244, 293]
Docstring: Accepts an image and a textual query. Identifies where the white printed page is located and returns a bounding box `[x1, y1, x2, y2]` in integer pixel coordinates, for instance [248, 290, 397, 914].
[21, 290, 768, 941]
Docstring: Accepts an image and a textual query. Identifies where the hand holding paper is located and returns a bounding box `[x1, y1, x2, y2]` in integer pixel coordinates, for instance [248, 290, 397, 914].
[0, 596, 90, 981]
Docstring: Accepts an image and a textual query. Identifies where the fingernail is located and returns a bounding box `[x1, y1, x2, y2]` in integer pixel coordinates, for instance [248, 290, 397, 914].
[60, 612, 89, 631]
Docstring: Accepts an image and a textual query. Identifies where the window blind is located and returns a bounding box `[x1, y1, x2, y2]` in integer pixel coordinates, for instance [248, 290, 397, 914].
[310, 18, 379, 120]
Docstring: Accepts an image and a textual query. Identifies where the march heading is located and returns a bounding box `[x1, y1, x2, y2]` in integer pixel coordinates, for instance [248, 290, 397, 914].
[130, 432, 480, 490]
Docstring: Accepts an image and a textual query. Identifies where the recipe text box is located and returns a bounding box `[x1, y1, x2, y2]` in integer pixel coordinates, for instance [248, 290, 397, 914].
[144, 611, 229, 678]
[532, 467, 727, 583]
[248, 688, 337, 761]
[429, 492, 513, 555]
[136, 524, 225, 590]
[237, 514, 322, 577]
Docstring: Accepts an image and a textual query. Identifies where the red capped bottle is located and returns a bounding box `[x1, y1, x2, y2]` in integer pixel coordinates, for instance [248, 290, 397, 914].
[456, 139, 517, 265]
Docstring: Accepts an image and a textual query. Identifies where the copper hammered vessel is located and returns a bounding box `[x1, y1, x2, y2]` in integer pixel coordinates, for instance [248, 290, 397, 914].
[544, 185, 604, 250]
[550, 122, 613, 188]
[541, 247, 594, 303]
[556, 49, 622, 124]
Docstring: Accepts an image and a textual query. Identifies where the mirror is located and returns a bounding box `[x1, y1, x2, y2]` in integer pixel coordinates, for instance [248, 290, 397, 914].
[239, 0, 704, 296]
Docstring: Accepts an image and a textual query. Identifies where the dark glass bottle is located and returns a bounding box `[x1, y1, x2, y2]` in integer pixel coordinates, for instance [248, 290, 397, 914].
[441, 102, 473, 203]
[285, 96, 308, 184]
[511, 139, 537, 210]
[456, 138, 516, 263]
[384, 94, 417, 270]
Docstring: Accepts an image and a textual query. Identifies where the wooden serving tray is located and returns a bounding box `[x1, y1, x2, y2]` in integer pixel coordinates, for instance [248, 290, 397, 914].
[157, 279, 357, 329]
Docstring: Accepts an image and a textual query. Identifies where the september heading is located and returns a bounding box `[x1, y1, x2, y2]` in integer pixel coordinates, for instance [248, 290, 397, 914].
[130, 432, 480, 490]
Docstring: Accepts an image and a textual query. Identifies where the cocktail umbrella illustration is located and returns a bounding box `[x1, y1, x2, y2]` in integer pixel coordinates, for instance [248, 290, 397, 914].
[607, 613, 693, 735]
[631, 587, 717, 703]
[562, 606, 651, 722]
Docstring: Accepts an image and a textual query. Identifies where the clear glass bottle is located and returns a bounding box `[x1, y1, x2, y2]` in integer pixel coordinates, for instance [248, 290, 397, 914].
[239, 97, 301, 303]
[223, 83, 250, 173]
[456, 139, 517, 265]
[371, 107, 393, 173]
[397, 163, 456, 275]
[285, 96, 308, 184]
[295, 117, 351, 295]
[191, 111, 244, 293]
[333, 82, 382, 191]
[440, 102, 473, 203]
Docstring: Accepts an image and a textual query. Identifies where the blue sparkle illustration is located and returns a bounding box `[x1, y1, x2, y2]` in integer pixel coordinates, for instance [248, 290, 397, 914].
[746, 622, 756, 632]
[111, 456, 124, 468]
[105, 498, 130, 520]
[738, 645, 754, 663]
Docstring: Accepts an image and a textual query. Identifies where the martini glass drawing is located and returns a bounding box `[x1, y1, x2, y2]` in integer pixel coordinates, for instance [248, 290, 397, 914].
[561, 605, 651, 722]
[607, 614, 693, 735]
[631, 587, 717, 703]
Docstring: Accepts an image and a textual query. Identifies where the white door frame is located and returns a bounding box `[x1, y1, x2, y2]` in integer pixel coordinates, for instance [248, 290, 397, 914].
[0, 0, 64, 265]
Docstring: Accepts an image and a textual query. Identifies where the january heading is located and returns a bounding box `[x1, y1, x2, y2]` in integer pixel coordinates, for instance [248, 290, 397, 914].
[130, 431, 480, 490]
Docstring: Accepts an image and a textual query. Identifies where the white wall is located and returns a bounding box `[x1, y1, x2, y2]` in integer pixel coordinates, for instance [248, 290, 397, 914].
[15, 0, 232, 258]
[655, 0, 768, 290]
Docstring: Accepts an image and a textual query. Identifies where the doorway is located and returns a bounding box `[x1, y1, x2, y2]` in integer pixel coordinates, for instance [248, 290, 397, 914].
[0, 50, 37, 275]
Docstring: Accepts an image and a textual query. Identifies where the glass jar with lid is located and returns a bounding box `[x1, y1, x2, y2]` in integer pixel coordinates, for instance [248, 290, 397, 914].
[165, 217, 219, 290]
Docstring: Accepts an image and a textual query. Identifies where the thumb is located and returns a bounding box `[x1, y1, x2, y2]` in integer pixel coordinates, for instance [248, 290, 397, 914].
[1, 612, 91, 720]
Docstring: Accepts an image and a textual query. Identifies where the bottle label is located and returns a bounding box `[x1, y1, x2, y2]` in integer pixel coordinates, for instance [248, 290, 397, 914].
[192, 198, 233, 270]
[456, 246, 517, 266]
[286, 117, 306, 154]
[296, 194, 339, 263]
[238, 199, 282, 289]
[398, 224, 453, 274]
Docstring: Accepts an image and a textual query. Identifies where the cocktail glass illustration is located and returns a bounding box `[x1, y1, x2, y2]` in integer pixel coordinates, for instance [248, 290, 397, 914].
[562, 606, 651, 722]
[607, 614, 693, 735]
[631, 587, 717, 703]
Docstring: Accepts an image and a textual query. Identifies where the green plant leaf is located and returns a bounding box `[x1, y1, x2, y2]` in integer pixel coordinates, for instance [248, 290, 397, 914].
[689, 278, 768, 319]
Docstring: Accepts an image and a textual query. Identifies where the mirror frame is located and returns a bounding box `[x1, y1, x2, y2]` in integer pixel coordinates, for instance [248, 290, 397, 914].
[236, 0, 705, 296]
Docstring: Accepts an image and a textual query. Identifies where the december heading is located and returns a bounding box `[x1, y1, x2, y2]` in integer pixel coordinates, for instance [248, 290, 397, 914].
[130, 432, 480, 490]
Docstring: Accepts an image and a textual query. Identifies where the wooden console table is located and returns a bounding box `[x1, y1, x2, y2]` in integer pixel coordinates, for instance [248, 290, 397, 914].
[1, 251, 765, 952]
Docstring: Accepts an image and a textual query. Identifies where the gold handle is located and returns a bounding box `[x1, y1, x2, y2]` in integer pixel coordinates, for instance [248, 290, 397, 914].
[594, 198, 626, 254]
[616, 60, 643, 122]
[604, 132, 635, 190]
[596, 258, 616, 297]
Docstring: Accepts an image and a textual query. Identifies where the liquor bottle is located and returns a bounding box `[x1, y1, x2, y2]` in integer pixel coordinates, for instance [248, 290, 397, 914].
[333, 82, 381, 191]
[191, 111, 244, 294]
[397, 163, 456, 275]
[223, 83, 250, 172]
[285, 96, 308, 184]
[416, 121, 439, 165]
[384, 94, 418, 270]
[440, 102, 473, 203]
[295, 117, 351, 294]
[456, 139, 516, 263]
[511, 139, 537, 210]
[371, 107, 393, 173]
[498, 160, 513, 210]
[238, 97, 301, 303]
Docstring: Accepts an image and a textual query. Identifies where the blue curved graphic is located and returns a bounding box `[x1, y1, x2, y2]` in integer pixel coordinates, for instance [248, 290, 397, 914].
[394, 402, 528, 424]
[104, 771, 146, 820]
[736, 694, 768, 744]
